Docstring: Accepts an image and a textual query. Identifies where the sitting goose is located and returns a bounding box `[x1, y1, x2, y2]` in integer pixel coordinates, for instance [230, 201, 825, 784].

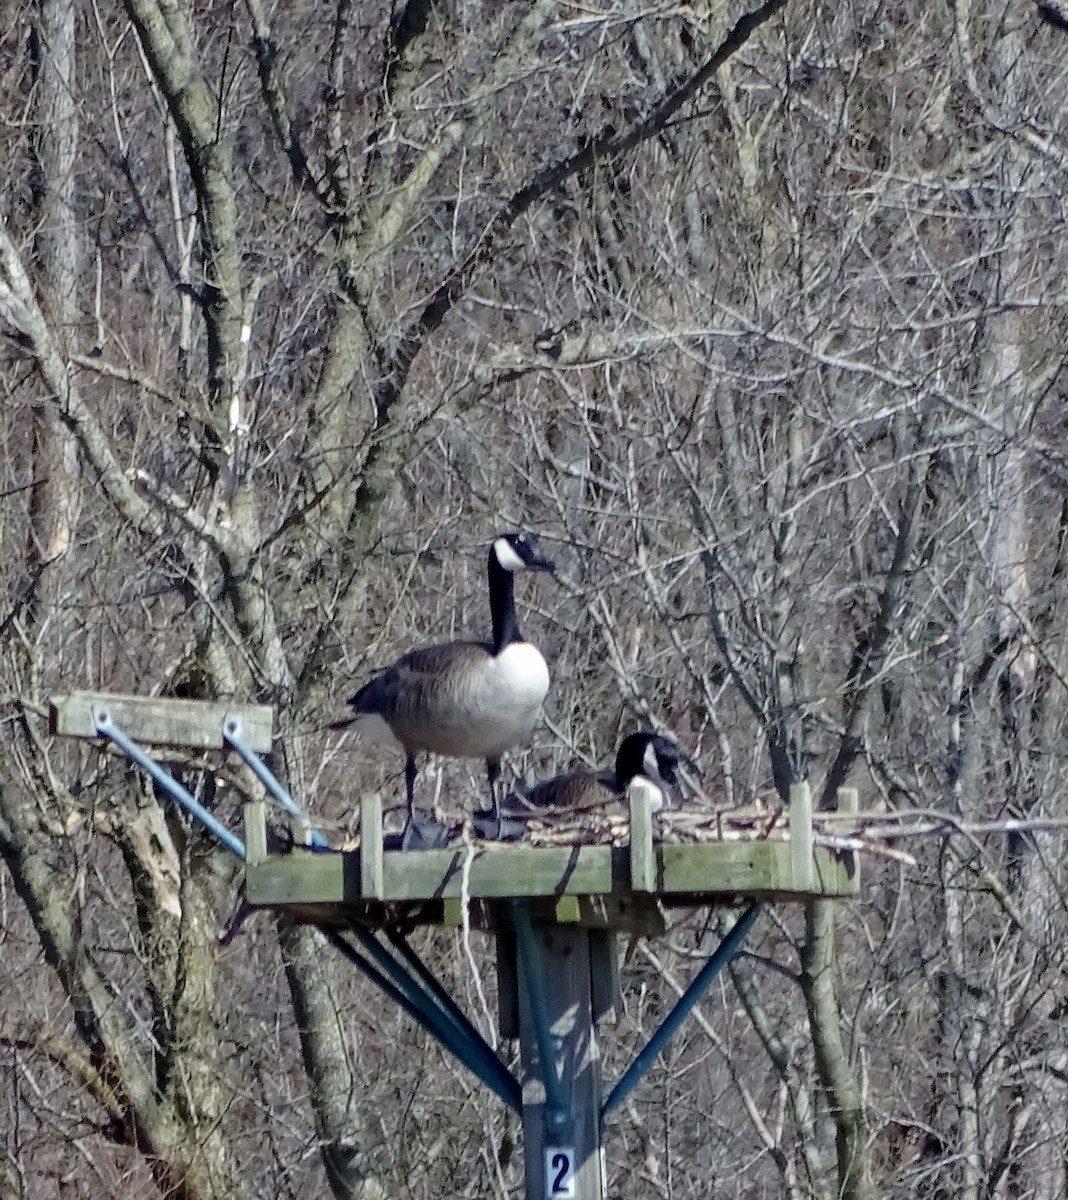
[501, 730, 684, 823]
[335, 532, 555, 836]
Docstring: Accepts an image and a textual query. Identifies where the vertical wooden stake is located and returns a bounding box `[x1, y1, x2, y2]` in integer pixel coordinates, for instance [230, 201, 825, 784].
[244, 800, 267, 866]
[629, 786, 655, 893]
[291, 814, 312, 847]
[837, 786, 859, 823]
[360, 794, 384, 900]
[789, 782, 813, 892]
[518, 925, 606, 1200]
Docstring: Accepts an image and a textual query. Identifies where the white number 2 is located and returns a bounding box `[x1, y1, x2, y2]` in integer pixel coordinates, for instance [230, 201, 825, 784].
[545, 1147, 576, 1198]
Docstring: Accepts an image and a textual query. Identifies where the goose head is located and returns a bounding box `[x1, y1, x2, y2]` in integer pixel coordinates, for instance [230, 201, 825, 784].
[491, 531, 556, 575]
[616, 732, 686, 810]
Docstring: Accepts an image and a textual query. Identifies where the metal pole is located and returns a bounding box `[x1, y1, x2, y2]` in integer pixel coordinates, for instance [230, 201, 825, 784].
[513, 906, 606, 1200]
[602, 901, 762, 1118]
[513, 903, 569, 1134]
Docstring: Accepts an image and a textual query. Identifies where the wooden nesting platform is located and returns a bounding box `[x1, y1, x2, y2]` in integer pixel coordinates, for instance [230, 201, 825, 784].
[243, 784, 860, 935]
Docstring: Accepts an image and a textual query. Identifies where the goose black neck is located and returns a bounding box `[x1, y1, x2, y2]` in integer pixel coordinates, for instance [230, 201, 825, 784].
[488, 549, 522, 653]
[614, 737, 645, 789]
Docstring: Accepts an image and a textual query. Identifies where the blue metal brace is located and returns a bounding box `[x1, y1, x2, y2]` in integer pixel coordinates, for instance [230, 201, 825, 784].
[325, 928, 521, 1112]
[223, 716, 330, 850]
[345, 923, 521, 1111]
[94, 707, 247, 858]
[384, 928, 520, 1103]
[601, 900, 762, 1117]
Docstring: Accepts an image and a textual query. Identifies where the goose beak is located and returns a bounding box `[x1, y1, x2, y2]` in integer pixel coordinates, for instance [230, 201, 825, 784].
[523, 540, 556, 573]
[678, 748, 702, 780]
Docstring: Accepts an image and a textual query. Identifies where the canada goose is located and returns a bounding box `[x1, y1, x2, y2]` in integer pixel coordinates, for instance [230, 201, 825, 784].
[505, 731, 683, 816]
[334, 532, 555, 835]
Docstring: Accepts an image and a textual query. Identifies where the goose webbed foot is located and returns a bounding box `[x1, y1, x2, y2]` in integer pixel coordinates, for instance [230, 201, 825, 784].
[473, 808, 527, 842]
[399, 812, 450, 850]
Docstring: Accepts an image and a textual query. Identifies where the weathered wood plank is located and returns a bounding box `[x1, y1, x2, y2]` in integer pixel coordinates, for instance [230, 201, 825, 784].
[380, 844, 614, 900]
[246, 851, 359, 905]
[658, 841, 793, 894]
[50, 691, 273, 752]
[244, 839, 857, 912]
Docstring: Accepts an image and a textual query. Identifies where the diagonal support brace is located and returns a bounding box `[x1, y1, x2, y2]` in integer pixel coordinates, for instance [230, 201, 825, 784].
[223, 716, 329, 850]
[602, 900, 762, 1118]
[326, 926, 523, 1113]
[346, 924, 521, 1112]
[95, 707, 246, 859]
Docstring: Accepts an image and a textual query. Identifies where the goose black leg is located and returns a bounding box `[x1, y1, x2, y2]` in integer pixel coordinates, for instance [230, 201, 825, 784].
[485, 758, 502, 839]
[404, 755, 419, 834]
[400, 756, 449, 850]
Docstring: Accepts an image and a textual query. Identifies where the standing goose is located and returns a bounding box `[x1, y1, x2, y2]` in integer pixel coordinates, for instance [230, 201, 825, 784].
[335, 532, 555, 835]
[505, 731, 683, 817]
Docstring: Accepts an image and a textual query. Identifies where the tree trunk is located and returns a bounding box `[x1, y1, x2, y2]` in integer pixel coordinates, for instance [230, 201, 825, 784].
[26, 0, 82, 612]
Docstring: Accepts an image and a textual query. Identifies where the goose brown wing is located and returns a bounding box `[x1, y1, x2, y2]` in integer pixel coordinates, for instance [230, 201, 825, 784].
[349, 641, 494, 714]
[514, 768, 618, 810]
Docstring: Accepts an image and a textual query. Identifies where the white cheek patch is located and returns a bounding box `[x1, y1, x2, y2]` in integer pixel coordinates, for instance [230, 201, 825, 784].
[642, 741, 661, 782]
[493, 536, 528, 573]
[627, 775, 666, 813]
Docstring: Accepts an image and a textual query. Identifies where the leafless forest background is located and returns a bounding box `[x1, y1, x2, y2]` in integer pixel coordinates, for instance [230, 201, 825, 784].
[2, 0, 1068, 1196]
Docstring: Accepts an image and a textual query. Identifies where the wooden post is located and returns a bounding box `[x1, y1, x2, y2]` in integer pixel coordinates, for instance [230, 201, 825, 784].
[789, 782, 813, 892]
[629, 786, 656, 892]
[518, 925, 606, 1200]
[360, 794, 384, 901]
[837, 786, 859, 823]
[244, 800, 267, 866]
